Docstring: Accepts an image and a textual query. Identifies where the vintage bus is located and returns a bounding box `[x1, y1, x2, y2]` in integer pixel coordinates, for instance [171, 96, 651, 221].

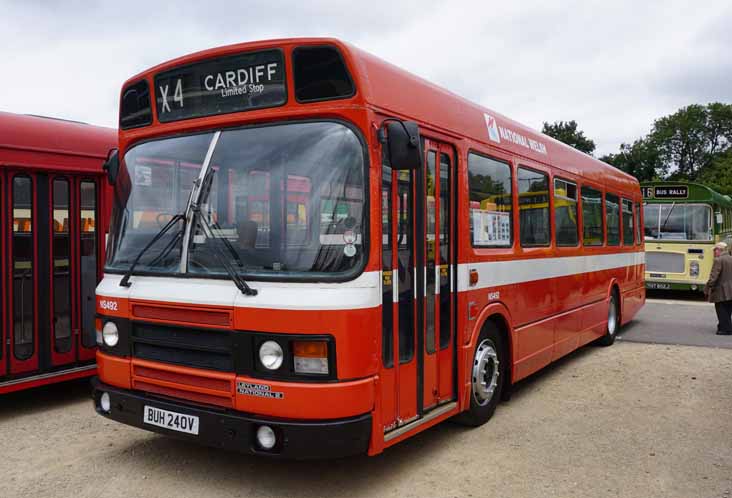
[0, 112, 115, 394]
[92, 38, 645, 458]
[642, 181, 732, 291]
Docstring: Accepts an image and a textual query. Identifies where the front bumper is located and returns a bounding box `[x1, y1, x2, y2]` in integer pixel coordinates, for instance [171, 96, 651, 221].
[91, 377, 371, 459]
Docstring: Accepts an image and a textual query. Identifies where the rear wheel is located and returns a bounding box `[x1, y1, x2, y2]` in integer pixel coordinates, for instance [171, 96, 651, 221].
[597, 292, 619, 347]
[454, 322, 506, 427]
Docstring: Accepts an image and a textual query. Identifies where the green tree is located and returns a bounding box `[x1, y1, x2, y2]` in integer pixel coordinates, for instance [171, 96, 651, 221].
[697, 150, 732, 195]
[542, 120, 596, 155]
[600, 138, 664, 181]
[648, 103, 732, 180]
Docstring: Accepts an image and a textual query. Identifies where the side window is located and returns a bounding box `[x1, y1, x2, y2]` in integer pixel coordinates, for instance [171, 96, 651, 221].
[635, 203, 642, 245]
[622, 198, 634, 246]
[554, 178, 578, 246]
[518, 167, 550, 247]
[468, 153, 512, 247]
[581, 186, 603, 246]
[606, 193, 620, 246]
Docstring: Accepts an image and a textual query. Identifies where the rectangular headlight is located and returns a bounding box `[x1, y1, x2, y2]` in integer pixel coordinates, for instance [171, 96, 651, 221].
[293, 341, 329, 375]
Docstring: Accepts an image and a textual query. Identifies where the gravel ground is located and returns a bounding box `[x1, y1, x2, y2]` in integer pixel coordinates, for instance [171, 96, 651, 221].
[1, 341, 731, 498]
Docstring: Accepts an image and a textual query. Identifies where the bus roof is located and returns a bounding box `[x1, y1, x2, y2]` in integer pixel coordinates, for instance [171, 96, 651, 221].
[0, 111, 116, 169]
[121, 37, 638, 195]
[641, 181, 732, 207]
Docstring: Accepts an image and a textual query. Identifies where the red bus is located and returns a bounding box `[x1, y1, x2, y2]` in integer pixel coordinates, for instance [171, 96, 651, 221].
[0, 112, 115, 394]
[92, 38, 645, 458]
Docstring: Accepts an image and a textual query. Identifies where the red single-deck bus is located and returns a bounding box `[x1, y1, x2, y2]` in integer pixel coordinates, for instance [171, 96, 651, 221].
[92, 38, 645, 458]
[0, 112, 115, 394]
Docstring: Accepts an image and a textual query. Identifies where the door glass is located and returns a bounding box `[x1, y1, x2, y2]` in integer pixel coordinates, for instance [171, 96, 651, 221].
[53, 178, 72, 353]
[397, 171, 414, 362]
[80, 181, 97, 348]
[13, 176, 34, 360]
[439, 153, 452, 349]
[382, 166, 394, 368]
[425, 151, 436, 354]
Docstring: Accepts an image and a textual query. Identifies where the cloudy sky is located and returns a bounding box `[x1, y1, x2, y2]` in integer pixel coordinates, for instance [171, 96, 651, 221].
[1, 0, 730, 156]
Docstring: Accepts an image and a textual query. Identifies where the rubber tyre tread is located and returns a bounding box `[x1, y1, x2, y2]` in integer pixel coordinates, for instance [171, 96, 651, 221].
[596, 293, 619, 347]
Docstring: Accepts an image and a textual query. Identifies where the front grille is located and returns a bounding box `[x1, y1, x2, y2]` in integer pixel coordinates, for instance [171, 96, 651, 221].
[646, 252, 685, 274]
[131, 323, 234, 372]
[132, 362, 233, 408]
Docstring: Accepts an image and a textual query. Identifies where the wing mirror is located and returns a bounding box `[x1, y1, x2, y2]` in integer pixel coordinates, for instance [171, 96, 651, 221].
[103, 148, 120, 185]
[382, 120, 422, 170]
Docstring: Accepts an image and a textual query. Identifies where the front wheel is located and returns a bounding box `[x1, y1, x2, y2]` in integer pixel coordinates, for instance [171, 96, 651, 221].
[597, 292, 619, 347]
[454, 322, 506, 427]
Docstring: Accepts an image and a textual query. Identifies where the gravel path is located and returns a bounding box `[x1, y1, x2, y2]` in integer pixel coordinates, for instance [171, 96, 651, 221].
[2, 341, 731, 498]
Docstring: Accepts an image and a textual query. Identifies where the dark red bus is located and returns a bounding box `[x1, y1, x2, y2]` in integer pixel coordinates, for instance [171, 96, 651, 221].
[0, 112, 115, 394]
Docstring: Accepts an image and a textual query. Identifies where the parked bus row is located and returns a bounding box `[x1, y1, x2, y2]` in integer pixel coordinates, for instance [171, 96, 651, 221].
[0, 112, 114, 394]
[90, 38, 645, 457]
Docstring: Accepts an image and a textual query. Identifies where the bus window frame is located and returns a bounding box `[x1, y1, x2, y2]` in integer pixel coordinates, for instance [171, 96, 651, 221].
[580, 183, 605, 247]
[466, 149, 515, 251]
[292, 45, 357, 104]
[516, 165, 552, 249]
[553, 176, 579, 248]
[621, 197, 634, 247]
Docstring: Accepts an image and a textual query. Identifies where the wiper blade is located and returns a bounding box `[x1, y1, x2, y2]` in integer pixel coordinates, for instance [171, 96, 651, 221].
[192, 204, 257, 296]
[119, 213, 184, 288]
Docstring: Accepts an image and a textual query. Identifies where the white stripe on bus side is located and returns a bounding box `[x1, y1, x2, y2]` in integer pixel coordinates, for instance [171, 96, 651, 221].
[456, 251, 645, 292]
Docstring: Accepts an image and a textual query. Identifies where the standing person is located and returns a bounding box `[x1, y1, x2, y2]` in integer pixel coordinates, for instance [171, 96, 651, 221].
[705, 242, 732, 335]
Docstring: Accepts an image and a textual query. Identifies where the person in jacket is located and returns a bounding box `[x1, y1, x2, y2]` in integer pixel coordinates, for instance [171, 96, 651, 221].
[705, 242, 732, 335]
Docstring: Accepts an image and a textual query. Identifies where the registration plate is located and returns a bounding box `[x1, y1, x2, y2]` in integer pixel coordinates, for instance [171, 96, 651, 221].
[646, 282, 671, 290]
[143, 405, 199, 435]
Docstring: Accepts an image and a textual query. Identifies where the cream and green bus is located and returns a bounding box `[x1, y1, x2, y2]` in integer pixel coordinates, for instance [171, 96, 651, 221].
[642, 182, 732, 291]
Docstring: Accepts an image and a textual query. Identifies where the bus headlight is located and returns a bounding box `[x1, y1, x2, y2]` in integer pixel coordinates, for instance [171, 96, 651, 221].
[259, 341, 284, 370]
[102, 322, 119, 347]
[690, 261, 700, 278]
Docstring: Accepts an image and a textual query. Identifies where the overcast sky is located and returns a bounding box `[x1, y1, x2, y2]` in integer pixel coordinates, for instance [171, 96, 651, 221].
[1, 0, 730, 156]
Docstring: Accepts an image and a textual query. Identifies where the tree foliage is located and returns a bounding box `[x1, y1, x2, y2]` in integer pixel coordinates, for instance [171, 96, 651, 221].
[598, 102, 732, 193]
[649, 103, 732, 180]
[542, 120, 596, 155]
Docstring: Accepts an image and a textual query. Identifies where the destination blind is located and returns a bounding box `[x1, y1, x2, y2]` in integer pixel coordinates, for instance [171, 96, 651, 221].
[154, 49, 286, 122]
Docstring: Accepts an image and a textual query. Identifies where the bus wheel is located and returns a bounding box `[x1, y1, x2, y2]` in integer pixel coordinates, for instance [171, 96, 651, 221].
[455, 323, 505, 427]
[597, 292, 619, 347]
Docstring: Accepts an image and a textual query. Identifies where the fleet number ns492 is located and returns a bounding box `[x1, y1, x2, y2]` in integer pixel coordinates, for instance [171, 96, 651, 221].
[99, 299, 118, 311]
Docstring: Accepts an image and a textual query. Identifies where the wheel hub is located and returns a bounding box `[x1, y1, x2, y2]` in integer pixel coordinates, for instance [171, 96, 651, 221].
[472, 339, 499, 406]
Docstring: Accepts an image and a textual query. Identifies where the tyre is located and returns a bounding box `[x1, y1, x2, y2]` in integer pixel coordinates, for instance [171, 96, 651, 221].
[596, 291, 620, 347]
[454, 321, 506, 427]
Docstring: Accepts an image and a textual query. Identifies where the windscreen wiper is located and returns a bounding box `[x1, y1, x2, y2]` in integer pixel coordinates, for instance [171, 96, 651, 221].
[119, 213, 184, 288]
[192, 204, 258, 296]
[659, 202, 676, 234]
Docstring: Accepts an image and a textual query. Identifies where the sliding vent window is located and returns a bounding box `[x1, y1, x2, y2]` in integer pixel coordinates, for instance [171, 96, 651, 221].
[606, 193, 620, 246]
[555, 178, 578, 246]
[518, 167, 550, 247]
[293, 46, 355, 102]
[52, 178, 72, 353]
[13, 176, 34, 360]
[468, 153, 512, 247]
[582, 187, 603, 246]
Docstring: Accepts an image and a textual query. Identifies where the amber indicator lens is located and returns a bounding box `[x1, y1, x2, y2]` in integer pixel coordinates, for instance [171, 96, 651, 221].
[293, 341, 329, 375]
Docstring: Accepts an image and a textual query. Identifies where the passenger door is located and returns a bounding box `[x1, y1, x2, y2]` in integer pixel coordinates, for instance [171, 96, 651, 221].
[380, 139, 456, 432]
[2, 171, 101, 376]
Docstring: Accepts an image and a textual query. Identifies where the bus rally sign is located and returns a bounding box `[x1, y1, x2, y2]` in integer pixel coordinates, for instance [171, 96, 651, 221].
[643, 185, 688, 199]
